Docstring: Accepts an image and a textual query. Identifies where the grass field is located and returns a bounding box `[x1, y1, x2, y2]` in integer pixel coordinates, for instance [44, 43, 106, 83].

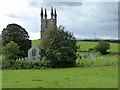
[77, 41, 119, 53]
[2, 40, 119, 88]
[32, 40, 40, 46]
[32, 40, 119, 53]
[2, 67, 118, 88]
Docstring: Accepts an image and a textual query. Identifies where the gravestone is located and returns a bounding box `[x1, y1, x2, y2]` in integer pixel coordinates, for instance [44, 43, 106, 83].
[19, 58, 20, 60]
[80, 53, 86, 59]
[24, 57, 27, 60]
[89, 53, 96, 60]
[28, 46, 40, 60]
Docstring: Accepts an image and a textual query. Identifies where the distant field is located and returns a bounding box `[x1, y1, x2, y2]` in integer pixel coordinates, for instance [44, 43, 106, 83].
[2, 67, 118, 88]
[32, 40, 40, 46]
[32, 40, 119, 53]
[77, 41, 119, 53]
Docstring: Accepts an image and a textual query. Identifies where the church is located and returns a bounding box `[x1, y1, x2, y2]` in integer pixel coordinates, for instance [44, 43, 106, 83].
[40, 7, 57, 39]
[28, 7, 57, 61]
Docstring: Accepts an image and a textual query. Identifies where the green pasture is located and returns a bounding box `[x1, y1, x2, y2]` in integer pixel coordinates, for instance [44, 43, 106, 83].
[77, 41, 119, 53]
[2, 67, 118, 88]
[32, 40, 119, 53]
[32, 40, 41, 46]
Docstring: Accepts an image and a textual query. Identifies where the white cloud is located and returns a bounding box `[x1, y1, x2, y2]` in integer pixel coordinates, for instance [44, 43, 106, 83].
[0, 0, 118, 40]
[28, 32, 40, 40]
[0, 0, 40, 33]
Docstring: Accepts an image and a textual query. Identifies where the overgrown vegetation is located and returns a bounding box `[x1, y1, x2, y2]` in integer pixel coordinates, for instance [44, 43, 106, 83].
[40, 26, 77, 68]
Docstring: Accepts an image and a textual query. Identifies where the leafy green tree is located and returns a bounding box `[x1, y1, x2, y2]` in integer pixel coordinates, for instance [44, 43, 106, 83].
[40, 26, 78, 68]
[3, 41, 20, 62]
[95, 41, 110, 54]
[2, 23, 31, 57]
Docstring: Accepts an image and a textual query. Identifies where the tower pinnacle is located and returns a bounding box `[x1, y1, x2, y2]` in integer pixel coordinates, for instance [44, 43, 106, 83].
[45, 8, 47, 19]
[54, 8, 57, 19]
[51, 7, 53, 19]
[41, 7, 43, 19]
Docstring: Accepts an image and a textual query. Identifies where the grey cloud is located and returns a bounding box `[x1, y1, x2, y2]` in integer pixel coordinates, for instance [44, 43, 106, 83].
[27, 1, 82, 10]
[43, 2, 82, 7]
[7, 1, 117, 39]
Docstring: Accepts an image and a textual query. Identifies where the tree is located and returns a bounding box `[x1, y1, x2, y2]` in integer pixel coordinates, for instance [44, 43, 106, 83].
[95, 41, 110, 54]
[3, 41, 20, 62]
[2, 23, 31, 57]
[40, 26, 78, 68]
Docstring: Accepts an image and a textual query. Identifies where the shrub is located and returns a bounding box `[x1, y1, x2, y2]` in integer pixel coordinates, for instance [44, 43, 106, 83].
[3, 41, 20, 62]
[2, 60, 49, 69]
[95, 41, 110, 54]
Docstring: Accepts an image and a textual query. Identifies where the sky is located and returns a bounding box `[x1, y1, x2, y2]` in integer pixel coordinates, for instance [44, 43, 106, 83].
[0, 0, 119, 40]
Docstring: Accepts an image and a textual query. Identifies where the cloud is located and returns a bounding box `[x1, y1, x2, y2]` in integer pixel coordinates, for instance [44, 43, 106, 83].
[28, 32, 40, 40]
[28, 1, 82, 7]
[0, 0, 118, 40]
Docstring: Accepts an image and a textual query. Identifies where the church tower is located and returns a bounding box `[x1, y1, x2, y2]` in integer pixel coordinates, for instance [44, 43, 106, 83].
[40, 7, 57, 39]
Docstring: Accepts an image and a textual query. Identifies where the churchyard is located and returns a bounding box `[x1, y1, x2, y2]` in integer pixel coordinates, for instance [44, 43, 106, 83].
[2, 40, 119, 88]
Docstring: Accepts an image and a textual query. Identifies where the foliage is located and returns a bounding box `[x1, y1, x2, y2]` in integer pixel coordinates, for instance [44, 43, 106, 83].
[2, 23, 31, 57]
[40, 26, 78, 68]
[2, 60, 48, 69]
[95, 41, 110, 54]
[3, 41, 20, 62]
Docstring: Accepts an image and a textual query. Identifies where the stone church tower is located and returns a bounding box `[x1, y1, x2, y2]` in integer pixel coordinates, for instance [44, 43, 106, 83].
[40, 7, 57, 39]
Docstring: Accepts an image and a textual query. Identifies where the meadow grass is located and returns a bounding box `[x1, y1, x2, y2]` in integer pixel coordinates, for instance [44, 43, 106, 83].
[32, 40, 41, 46]
[32, 40, 119, 53]
[77, 41, 119, 53]
[2, 67, 118, 88]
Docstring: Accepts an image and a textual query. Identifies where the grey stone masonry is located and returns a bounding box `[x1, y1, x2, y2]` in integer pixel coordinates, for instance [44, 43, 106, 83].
[28, 46, 40, 60]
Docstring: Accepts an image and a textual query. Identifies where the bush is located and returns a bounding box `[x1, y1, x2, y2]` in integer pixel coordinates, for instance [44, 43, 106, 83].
[3, 41, 20, 62]
[95, 41, 110, 54]
[2, 60, 49, 69]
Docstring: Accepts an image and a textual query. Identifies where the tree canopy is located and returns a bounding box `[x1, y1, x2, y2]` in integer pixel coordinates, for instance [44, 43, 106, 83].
[40, 26, 78, 68]
[3, 41, 20, 62]
[95, 41, 110, 54]
[2, 23, 31, 57]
